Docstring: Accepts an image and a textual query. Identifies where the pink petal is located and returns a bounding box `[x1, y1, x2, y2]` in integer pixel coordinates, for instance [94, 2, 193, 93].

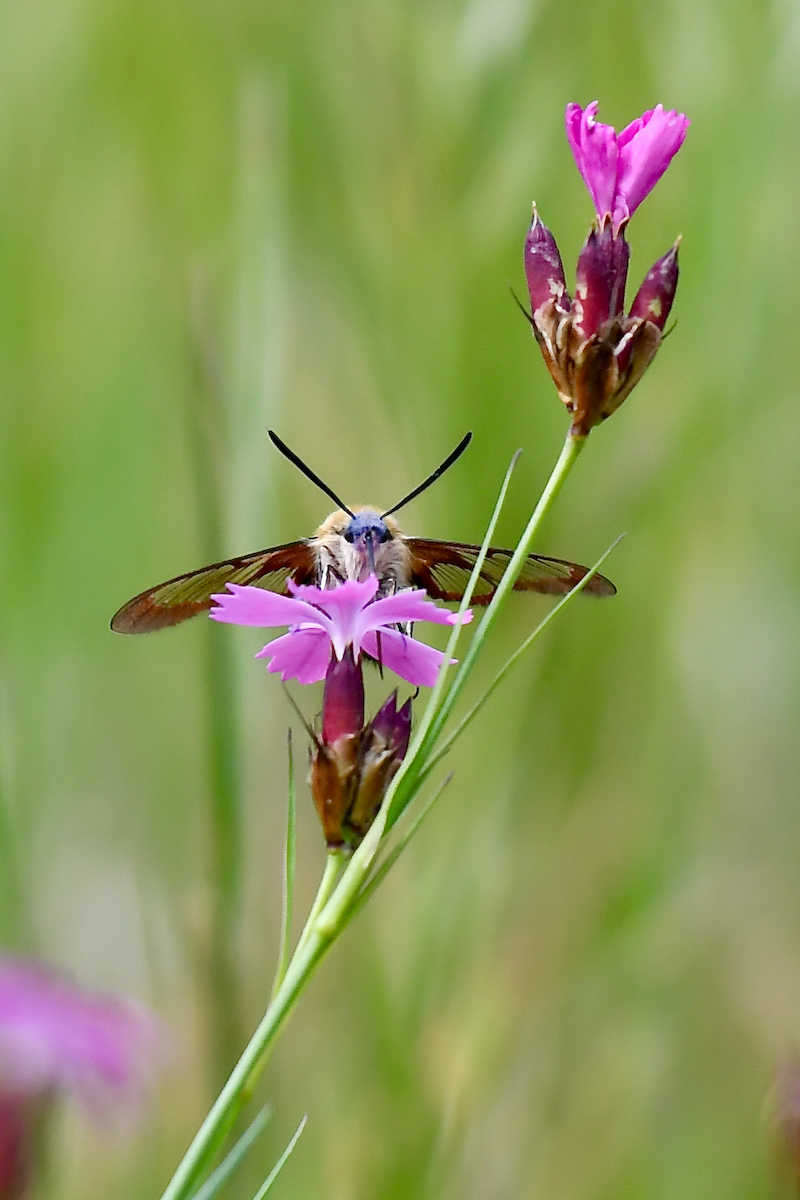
[287, 576, 378, 611]
[362, 629, 453, 688]
[255, 627, 332, 684]
[565, 101, 619, 222]
[614, 105, 689, 226]
[287, 577, 380, 658]
[360, 589, 471, 631]
[210, 584, 328, 631]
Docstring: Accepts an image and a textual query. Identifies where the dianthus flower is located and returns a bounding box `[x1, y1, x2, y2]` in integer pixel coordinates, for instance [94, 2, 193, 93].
[209, 576, 470, 688]
[211, 576, 471, 846]
[524, 100, 689, 437]
[565, 101, 690, 233]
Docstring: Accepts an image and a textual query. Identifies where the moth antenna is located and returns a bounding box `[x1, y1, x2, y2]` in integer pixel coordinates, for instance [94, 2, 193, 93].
[268, 430, 355, 517]
[381, 431, 472, 519]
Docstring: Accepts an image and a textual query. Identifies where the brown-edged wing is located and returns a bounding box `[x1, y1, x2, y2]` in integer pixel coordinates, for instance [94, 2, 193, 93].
[405, 538, 616, 604]
[110, 541, 317, 633]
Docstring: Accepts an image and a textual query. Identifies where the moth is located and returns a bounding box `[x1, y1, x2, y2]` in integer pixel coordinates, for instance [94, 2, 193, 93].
[110, 431, 615, 634]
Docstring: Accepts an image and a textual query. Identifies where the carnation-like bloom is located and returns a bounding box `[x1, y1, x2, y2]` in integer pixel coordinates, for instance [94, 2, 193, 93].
[210, 576, 471, 688]
[0, 958, 162, 1198]
[565, 101, 690, 232]
[523, 99, 688, 437]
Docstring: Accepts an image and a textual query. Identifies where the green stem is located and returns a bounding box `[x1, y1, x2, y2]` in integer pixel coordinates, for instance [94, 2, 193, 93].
[159, 850, 345, 1200]
[270, 733, 297, 1001]
[293, 849, 346, 956]
[159, 926, 331, 1200]
[204, 627, 243, 1087]
[418, 432, 586, 758]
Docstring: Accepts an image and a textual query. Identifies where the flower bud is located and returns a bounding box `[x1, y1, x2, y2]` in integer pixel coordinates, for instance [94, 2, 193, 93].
[370, 693, 412, 758]
[321, 647, 364, 745]
[346, 692, 412, 842]
[628, 240, 679, 331]
[524, 208, 570, 327]
[524, 213, 679, 438]
[573, 223, 629, 340]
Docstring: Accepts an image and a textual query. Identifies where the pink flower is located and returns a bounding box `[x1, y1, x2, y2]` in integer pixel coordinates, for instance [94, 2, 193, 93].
[0, 958, 163, 1198]
[210, 576, 471, 688]
[565, 101, 689, 232]
[0, 959, 160, 1109]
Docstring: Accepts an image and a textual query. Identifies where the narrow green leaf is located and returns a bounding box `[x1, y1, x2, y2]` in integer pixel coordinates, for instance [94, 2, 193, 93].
[251, 1115, 308, 1199]
[420, 535, 625, 776]
[378, 449, 522, 833]
[350, 772, 454, 917]
[189, 1106, 273, 1200]
[415, 433, 585, 766]
[271, 730, 297, 999]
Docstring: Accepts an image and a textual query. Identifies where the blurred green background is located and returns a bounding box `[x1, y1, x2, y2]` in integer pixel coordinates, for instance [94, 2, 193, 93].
[1, 0, 799, 1195]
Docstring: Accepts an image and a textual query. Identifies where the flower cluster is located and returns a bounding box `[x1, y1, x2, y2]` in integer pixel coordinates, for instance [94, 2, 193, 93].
[211, 577, 470, 847]
[525, 102, 689, 437]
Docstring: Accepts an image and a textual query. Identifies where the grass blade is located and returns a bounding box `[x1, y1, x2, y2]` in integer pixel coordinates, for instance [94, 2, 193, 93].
[420, 535, 625, 775]
[251, 1115, 308, 1199]
[271, 730, 297, 999]
[190, 1106, 272, 1200]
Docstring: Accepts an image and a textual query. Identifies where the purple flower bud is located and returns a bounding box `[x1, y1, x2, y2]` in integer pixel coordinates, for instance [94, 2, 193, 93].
[573, 224, 629, 341]
[393, 698, 412, 759]
[370, 691, 398, 745]
[369, 692, 411, 759]
[628, 240, 680, 332]
[321, 647, 364, 745]
[524, 209, 569, 320]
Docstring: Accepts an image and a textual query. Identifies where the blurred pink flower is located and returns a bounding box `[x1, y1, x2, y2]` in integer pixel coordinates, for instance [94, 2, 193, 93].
[210, 576, 471, 688]
[0, 958, 162, 1198]
[565, 101, 689, 232]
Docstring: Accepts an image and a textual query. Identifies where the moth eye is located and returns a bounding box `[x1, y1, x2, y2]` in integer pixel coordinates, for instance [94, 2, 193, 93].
[343, 528, 355, 543]
[380, 527, 391, 542]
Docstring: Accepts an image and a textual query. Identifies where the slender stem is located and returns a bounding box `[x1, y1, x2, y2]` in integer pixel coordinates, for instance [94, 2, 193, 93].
[204, 628, 243, 1086]
[159, 925, 331, 1200]
[420, 534, 621, 777]
[270, 732, 297, 1001]
[293, 849, 346, 956]
[419, 432, 586, 757]
[158, 850, 346, 1200]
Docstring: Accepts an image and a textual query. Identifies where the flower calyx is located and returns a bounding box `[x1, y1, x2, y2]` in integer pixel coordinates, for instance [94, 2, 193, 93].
[310, 648, 411, 848]
[524, 207, 679, 437]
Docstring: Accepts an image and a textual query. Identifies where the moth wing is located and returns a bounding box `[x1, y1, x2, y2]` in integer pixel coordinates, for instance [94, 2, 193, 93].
[111, 541, 317, 634]
[405, 538, 616, 604]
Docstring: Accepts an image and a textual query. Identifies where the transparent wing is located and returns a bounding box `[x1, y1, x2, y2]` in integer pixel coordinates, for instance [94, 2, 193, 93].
[111, 541, 317, 633]
[405, 539, 616, 604]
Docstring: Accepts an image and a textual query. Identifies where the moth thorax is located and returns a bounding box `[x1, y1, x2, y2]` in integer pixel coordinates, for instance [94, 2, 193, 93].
[313, 508, 410, 593]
